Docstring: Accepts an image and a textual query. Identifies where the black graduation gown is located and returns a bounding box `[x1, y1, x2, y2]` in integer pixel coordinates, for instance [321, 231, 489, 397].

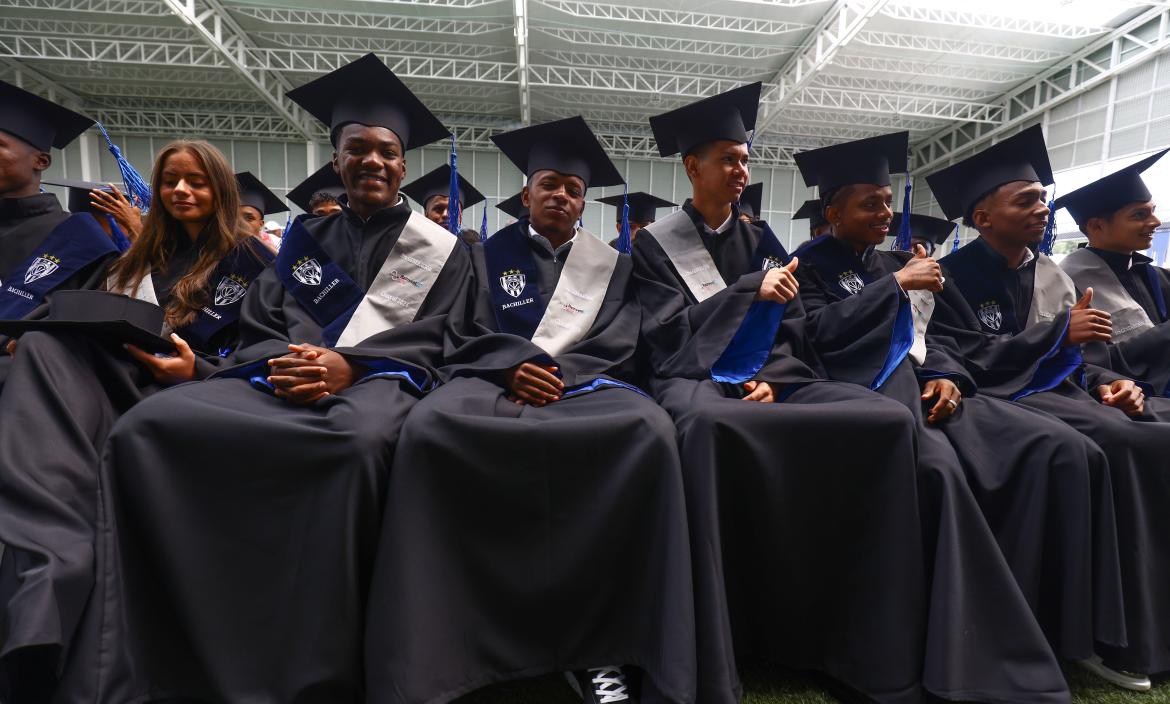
[794, 236, 1124, 672]
[365, 222, 695, 704]
[633, 206, 932, 704]
[1066, 248, 1170, 406]
[72, 200, 474, 704]
[938, 238, 1170, 675]
[0, 194, 116, 386]
[0, 235, 271, 702]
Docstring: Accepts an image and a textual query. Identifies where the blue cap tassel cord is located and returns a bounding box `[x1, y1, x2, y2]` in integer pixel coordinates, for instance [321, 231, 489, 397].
[480, 203, 488, 243]
[951, 222, 960, 254]
[894, 171, 913, 251]
[1039, 189, 1057, 256]
[95, 122, 151, 214]
[447, 134, 461, 236]
[616, 184, 632, 255]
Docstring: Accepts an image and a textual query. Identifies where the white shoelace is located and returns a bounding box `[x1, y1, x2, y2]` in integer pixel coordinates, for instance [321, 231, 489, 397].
[588, 666, 629, 703]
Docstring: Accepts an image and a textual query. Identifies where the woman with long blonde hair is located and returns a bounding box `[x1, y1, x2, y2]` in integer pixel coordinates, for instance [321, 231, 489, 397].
[0, 139, 272, 703]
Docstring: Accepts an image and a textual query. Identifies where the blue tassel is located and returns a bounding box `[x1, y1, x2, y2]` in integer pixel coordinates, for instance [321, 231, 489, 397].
[894, 171, 913, 251]
[95, 122, 151, 214]
[951, 223, 960, 254]
[480, 204, 488, 243]
[447, 134, 461, 236]
[616, 184, 632, 255]
[1039, 190, 1057, 256]
[746, 129, 755, 153]
[105, 213, 131, 252]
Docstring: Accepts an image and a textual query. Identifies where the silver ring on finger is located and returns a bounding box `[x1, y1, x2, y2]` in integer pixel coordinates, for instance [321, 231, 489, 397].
[945, 399, 958, 409]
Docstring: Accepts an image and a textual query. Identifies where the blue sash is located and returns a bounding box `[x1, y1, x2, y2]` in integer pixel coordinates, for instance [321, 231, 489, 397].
[710, 220, 790, 384]
[0, 213, 118, 319]
[274, 215, 365, 346]
[179, 242, 274, 353]
[793, 235, 914, 389]
[1141, 263, 1168, 321]
[483, 220, 546, 339]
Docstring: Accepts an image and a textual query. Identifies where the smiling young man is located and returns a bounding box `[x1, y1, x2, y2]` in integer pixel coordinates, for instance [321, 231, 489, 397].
[928, 125, 1170, 689]
[0, 80, 119, 385]
[364, 116, 694, 704]
[1056, 150, 1170, 402]
[79, 54, 475, 704]
[633, 84, 940, 704]
[792, 133, 1125, 700]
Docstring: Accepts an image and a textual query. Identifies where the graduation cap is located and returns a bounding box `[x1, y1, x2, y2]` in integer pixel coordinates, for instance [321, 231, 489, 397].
[737, 182, 764, 219]
[401, 163, 485, 209]
[0, 290, 174, 354]
[792, 199, 828, 230]
[794, 132, 909, 196]
[497, 191, 527, 220]
[925, 124, 1054, 222]
[235, 172, 287, 216]
[1054, 149, 1168, 228]
[0, 79, 93, 152]
[891, 212, 955, 246]
[41, 178, 122, 214]
[648, 83, 761, 158]
[595, 191, 675, 223]
[287, 164, 345, 213]
[492, 116, 623, 190]
[286, 53, 447, 150]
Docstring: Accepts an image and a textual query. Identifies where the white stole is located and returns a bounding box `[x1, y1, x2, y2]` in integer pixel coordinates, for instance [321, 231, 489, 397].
[334, 212, 459, 348]
[1060, 247, 1156, 342]
[644, 210, 726, 302]
[530, 228, 619, 357]
[907, 289, 935, 366]
[1027, 254, 1077, 328]
[109, 272, 158, 305]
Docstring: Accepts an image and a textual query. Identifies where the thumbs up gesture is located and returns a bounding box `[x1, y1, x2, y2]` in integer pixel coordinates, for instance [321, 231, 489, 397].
[894, 245, 944, 292]
[1065, 287, 1112, 345]
[757, 256, 800, 304]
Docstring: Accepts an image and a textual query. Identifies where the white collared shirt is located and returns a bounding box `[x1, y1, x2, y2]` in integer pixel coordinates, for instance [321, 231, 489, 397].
[529, 224, 577, 258]
[701, 210, 735, 236]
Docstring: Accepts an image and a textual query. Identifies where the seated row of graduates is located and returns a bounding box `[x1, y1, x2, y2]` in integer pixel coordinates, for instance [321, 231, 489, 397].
[2, 53, 1170, 704]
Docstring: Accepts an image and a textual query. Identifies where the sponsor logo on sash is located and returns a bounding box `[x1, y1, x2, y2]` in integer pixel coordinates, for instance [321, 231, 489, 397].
[292, 256, 322, 286]
[762, 255, 783, 271]
[25, 254, 61, 284]
[561, 302, 586, 315]
[390, 269, 425, 288]
[214, 274, 249, 306]
[838, 271, 865, 295]
[977, 300, 1002, 330]
[500, 268, 526, 298]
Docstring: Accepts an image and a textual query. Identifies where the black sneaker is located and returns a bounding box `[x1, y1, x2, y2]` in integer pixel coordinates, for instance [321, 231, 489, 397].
[566, 666, 636, 703]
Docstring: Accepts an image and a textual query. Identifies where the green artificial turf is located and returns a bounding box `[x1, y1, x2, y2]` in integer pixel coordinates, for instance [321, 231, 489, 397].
[454, 662, 1170, 703]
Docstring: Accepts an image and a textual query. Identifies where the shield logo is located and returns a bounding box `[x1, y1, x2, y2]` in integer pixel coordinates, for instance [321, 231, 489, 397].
[977, 301, 1002, 331]
[838, 271, 865, 295]
[24, 256, 59, 284]
[762, 256, 783, 271]
[292, 258, 322, 286]
[214, 276, 247, 306]
[500, 270, 526, 298]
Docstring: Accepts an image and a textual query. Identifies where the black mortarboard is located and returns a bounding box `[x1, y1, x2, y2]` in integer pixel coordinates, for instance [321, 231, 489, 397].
[287, 164, 345, 213]
[737, 182, 764, 219]
[492, 116, 623, 189]
[497, 191, 528, 220]
[286, 53, 447, 150]
[235, 172, 287, 216]
[792, 199, 828, 230]
[925, 124, 1054, 222]
[648, 82, 761, 158]
[0, 290, 174, 354]
[891, 212, 955, 245]
[42, 178, 121, 214]
[401, 164, 485, 209]
[794, 132, 909, 196]
[0, 80, 93, 152]
[595, 191, 676, 223]
[1054, 149, 1168, 228]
